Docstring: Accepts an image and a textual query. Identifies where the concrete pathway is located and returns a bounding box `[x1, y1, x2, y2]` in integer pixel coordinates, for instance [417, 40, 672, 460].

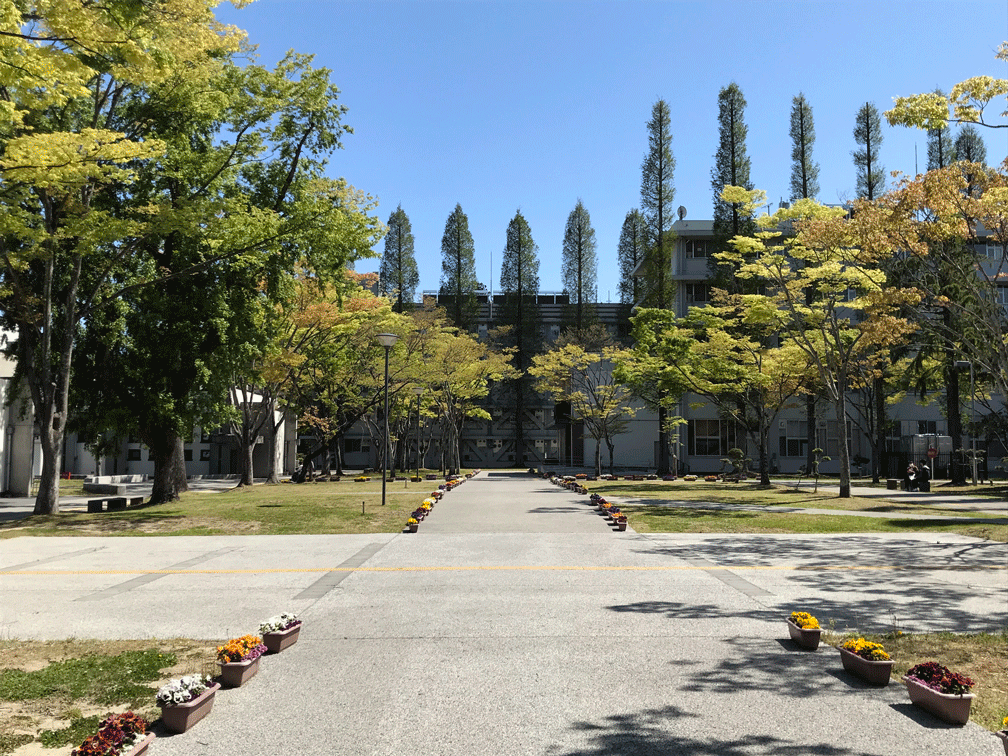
[0, 471, 1005, 756]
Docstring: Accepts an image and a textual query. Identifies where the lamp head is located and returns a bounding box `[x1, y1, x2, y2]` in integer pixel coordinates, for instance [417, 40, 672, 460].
[376, 332, 399, 349]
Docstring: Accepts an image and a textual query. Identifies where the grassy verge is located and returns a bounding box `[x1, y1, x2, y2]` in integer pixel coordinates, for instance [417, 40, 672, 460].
[1, 478, 445, 538]
[823, 629, 1008, 732]
[0, 639, 219, 755]
[589, 480, 1007, 541]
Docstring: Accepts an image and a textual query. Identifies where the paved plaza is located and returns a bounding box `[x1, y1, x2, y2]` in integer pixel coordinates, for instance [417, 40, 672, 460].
[1, 472, 1006, 755]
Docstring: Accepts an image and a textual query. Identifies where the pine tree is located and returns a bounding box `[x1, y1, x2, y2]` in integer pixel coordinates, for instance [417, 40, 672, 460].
[954, 124, 987, 196]
[640, 99, 675, 310]
[561, 199, 597, 333]
[617, 209, 646, 306]
[499, 211, 540, 467]
[853, 102, 885, 200]
[439, 203, 480, 332]
[379, 204, 419, 312]
[789, 93, 820, 201]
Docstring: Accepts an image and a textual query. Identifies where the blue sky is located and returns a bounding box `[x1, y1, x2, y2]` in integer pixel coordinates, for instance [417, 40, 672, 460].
[216, 0, 1008, 303]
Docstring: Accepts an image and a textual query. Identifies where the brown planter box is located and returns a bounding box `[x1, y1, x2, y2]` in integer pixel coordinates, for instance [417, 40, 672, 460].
[786, 618, 821, 650]
[159, 682, 219, 733]
[130, 732, 155, 755]
[616, 521, 627, 532]
[903, 675, 975, 725]
[263, 623, 301, 654]
[838, 646, 893, 686]
[218, 655, 260, 688]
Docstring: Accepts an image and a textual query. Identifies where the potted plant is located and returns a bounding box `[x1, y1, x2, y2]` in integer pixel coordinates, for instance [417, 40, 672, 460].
[71, 711, 151, 756]
[216, 635, 267, 687]
[786, 611, 821, 650]
[156, 674, 219, 734]
[995, 717, 1008, 754]
[837, 637, 894, 686]
[902, 661, 976, 725]
[260, 612, 302, 653]
[406, 517, 419, 533]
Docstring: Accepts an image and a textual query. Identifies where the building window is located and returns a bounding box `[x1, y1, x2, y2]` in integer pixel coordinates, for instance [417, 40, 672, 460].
[885, 421, 901, 454]
[200, 449, 211, 461]
[688, 418, 738, 457]
[818, 420, 851, 459]
[917, 420, 938, 436]
[684, 283, 710, 304]
[779, 420, 808, 458]
[127, 449, 141, 461]
[686, 239, 710, 258]
[345, 438, 362, 453]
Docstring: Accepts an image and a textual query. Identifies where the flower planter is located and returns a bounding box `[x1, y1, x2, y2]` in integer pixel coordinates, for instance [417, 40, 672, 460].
[616, 520, 627, 532]
[407, 523, 418, 533]
[838, 646, 893, 686]
[219, 656, 260, 688]
[786, 618, 821, 650]
[995, 730, 1007, 755]
[902, 675, 976, 725]
[263, 623, 301, 654]
[129, 732, 156, 756]
[159, 682, 220, 734]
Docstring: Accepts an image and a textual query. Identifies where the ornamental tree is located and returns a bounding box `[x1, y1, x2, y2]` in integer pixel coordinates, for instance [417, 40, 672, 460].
[719, 187, 919, 497]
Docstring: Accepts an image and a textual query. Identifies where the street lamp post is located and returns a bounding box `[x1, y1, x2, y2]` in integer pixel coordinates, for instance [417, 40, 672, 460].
[376, 333, 398, 506]
[412, 386, 424, 481]
[954, 360, 978, 485]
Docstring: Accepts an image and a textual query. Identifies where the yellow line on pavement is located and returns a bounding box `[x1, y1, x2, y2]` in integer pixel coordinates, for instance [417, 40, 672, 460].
[1, 564, 1003, 576]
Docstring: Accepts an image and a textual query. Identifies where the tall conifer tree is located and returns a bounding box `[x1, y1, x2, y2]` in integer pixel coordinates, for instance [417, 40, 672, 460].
[853, 102, 885, 200]
[617, 209, 646, 306]
[561, 199, 597, 333]
[927, 91, 956, 171]
[440, 203, 480, 331]
[789, 93, 820, 201]
[640, 99, 676, 310]
[499, 211, 540, 467]
[379, 204, 419, 312]
[711, 82, 755, 294]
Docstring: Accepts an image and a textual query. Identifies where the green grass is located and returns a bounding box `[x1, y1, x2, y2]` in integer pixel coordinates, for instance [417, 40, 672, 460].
[824, 629, 1008, 732]
[1, 478, 440, 538]
[38, 714, 102, 748]
[0, 648, 175, 705]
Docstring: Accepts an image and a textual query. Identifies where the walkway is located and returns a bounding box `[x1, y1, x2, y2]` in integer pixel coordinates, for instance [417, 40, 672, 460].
[0, 472, 1005, 756]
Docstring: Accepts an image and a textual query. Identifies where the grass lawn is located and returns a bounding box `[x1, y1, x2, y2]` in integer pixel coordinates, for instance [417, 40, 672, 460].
[1, 479, 444, 538]
[589, 480, 1008, 541]
[823, 629, 1008, 733]
[0, 638, 219, 755]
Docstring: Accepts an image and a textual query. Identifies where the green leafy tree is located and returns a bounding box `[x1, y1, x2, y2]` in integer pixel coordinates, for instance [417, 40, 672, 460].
[720, 186, 920, 497]
[0, 0, 248, 513]
[380, 204, 419, 312]
[854, 102, 885, 200]
[498, 210, 540, 467]
[790, 93, 820, 201]
[561, 199, 597, 333]
[617, 209, 646, 308]
[439, 203, 480, 332]
[530, 332, 637, 477]
[885, 42, 1008, 130]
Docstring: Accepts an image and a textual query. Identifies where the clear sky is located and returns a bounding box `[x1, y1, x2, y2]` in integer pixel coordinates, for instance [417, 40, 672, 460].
[215, 0, 1008, 303]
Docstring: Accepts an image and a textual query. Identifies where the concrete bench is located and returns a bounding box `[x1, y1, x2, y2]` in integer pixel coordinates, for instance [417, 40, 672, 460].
[86, 499, 105, 513]
[128, 496, 144, 507]
[107, 497, 127, 512]
[886, 479, 899, 490]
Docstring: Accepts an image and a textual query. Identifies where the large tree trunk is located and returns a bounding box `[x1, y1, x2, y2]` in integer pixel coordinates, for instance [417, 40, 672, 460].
[149, 431, 188, 504]
[594, 435, 602, 477]
[836, 382, 851, 499]
[265, 402, 281, 484]
[759, 415, 770, 486]
[657, 399, 670, 475]
[873, 375, 886, 484]
[945, 356, 965, 484]
[805, 394, 816, 479]
[35, 429, 62, 515]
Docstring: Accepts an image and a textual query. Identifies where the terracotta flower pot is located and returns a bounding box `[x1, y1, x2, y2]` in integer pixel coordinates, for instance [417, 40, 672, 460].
[616, 521, 627, 532]
[902, 675, 975, 725]
[159, 683, 220, 734]
[838, 646, 893, 686]
[219, 656, 260, 688]
[786, 618, 821, 650]
[408, 523, 418, 533]
[263, 623, 301, 654]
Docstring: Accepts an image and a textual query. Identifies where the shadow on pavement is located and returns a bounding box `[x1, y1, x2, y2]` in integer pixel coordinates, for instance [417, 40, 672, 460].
[550, 705, 860, 755]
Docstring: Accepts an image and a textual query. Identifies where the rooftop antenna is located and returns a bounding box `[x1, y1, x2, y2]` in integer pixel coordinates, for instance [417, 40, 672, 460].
[677, 206, 687, 221]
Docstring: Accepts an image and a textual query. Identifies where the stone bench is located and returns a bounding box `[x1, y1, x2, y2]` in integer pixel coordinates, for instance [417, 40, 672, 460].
[886, 479, 899, 490]
[129, 496, 144, 507]
[107, 497, 128, 512]
[87, 499, 106, 513]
